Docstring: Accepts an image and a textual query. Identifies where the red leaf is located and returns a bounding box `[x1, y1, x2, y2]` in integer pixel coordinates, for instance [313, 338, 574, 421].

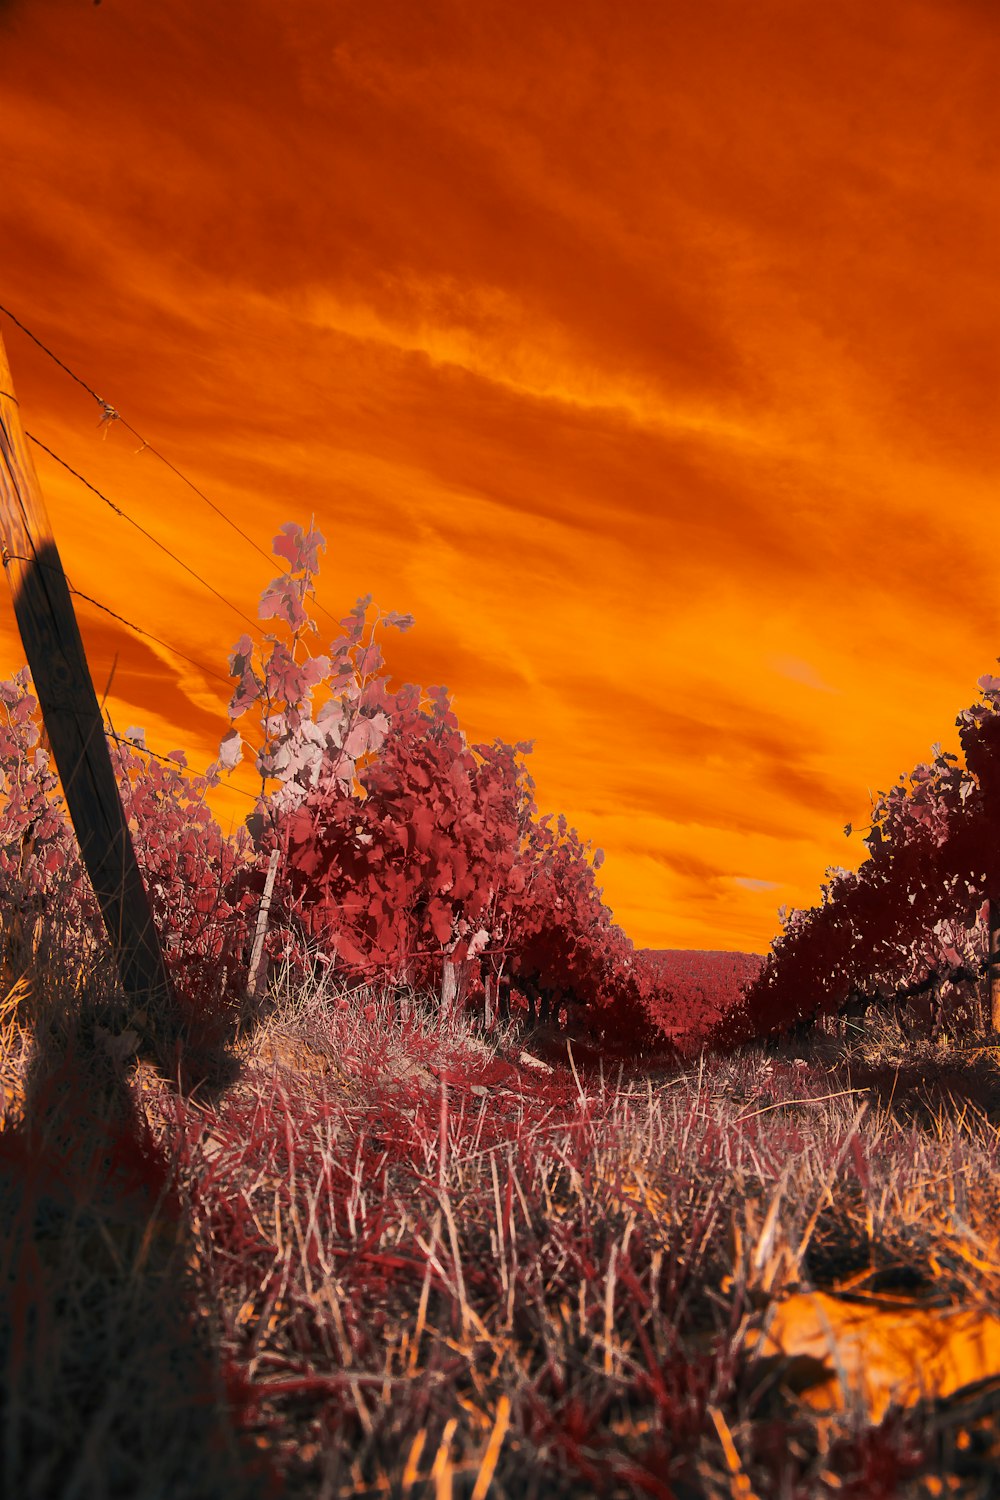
[426, 899, 453, 945]
[272, 521, 325, 575]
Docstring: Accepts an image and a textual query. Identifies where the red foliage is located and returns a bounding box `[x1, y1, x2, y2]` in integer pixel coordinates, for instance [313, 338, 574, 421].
[0, 669, 261, 1062]
[0, 668, 96, 951]
[270, 692, 532, 989]
[719, 679, 1000, 1045]
[107, 732, 260, 1055]
[0, 517, 680, 1064]
[227, 522, 657, 1046]
[640, 949, 764, 1050]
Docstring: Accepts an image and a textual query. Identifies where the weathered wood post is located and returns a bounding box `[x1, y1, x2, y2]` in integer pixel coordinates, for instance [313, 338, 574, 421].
[989, 900, 1000, 1033]
[247, 846, 280, 998]
[0, 331, 171, 1010]
[441, 952, 460, 1025]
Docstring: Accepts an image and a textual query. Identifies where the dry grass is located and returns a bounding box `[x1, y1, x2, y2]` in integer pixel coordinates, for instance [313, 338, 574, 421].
[4, 950, 1000, 1496]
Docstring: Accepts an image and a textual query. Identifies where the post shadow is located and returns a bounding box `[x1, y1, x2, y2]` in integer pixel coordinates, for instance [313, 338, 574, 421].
[0, 978, 272, 1500]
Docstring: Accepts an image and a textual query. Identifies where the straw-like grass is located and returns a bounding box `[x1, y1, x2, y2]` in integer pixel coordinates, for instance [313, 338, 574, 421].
[4, 921, 1000, 1496]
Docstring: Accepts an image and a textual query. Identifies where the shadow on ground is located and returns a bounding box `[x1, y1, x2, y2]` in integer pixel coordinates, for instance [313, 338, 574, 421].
[834, 1045, 1000, 1127]
[0, 1010, 271, 1500]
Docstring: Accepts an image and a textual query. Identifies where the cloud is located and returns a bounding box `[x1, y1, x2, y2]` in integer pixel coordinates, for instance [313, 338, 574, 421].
[771, 657, 837, 694]
[2, 0, 999, 951]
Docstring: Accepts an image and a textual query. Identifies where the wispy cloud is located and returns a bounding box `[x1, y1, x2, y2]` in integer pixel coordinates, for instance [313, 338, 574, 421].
[771, 656, 837, 694]
[1, 0, 998, 949]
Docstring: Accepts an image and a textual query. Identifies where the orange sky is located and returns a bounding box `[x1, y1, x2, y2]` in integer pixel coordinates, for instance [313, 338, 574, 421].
[1, 0, 998, 953]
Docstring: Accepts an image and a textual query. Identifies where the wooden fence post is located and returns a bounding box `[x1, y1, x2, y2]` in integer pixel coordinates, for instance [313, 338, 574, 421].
[247, 846, 280, 999]
[0, 331, 171, 1009]
[989, 899, 1000, 1034]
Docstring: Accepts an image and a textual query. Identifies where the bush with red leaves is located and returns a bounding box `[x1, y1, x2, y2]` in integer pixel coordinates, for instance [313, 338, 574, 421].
[0, 517, 678, 1064]
[0, 669, 263, 1062]
[718, 676, 1000, 1046]
[227, 523, 655, 1043]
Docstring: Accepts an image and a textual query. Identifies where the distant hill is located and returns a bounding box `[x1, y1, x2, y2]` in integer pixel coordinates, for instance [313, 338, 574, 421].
[639, 949, 764, 1049]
